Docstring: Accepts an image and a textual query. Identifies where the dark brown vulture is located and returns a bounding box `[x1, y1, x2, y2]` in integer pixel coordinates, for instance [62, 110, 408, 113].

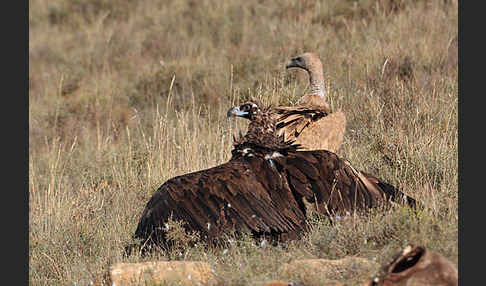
[131, 100, 416, 253]
[274, 52, 347, 153]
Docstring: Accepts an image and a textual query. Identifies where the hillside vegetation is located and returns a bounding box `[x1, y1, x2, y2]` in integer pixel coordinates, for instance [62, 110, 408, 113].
[29, 0, 458, 285]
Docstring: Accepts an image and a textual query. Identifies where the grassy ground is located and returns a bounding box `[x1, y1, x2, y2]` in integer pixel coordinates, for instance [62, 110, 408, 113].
[29, 0, 458, 285]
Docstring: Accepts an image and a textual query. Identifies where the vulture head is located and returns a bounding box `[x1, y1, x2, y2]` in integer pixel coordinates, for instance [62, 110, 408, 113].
[286, 52, 328, 106]
[227, 100, 276, 134]
[228, 100, 275, 138]
[227, 101, 262, 120]
[228, 100, 300, 156]
[286, 52, 323, 74]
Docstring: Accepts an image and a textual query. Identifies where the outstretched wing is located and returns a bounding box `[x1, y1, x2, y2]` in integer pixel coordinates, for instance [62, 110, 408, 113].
[134, 156, 307, 247]
[272, 150, 406, 216]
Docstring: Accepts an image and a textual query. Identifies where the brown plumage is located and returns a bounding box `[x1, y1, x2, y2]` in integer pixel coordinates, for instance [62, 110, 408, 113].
[132, 102, 308, 252]
[132, 101, 415, 253]
[275, 52, 346, 153]
[229, 101, 417, 217]
[133, 156, 307, 249]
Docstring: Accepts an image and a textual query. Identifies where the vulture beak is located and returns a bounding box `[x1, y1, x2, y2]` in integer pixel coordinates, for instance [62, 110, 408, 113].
[227, 106, 248, 118]
[286, 59, 297, 69]
[286, 56, 306, 70]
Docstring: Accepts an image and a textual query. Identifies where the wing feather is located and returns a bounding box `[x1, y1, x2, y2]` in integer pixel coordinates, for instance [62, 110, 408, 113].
[274, 107, 346, 153]
[272, 149, 414, 216]
[134, 157, 307, 247]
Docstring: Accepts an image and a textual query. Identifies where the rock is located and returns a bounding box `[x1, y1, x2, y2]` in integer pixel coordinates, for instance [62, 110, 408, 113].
[363, 245, 458, 286]
[279, 257, 379, 286]
[108, 260, 219, 286]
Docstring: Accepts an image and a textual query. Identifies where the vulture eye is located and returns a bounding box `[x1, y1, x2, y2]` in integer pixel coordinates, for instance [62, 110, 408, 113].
[241, 104, 252, 112]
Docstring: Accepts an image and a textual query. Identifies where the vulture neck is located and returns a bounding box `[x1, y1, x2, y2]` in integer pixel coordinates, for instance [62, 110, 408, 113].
[243, 112, 277, 144]
[308, 68, 326, 102]
[233, 109, 298, 156]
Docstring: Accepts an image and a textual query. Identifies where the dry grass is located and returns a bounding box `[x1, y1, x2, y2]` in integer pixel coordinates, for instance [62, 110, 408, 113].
[29, 0, 457, 285]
